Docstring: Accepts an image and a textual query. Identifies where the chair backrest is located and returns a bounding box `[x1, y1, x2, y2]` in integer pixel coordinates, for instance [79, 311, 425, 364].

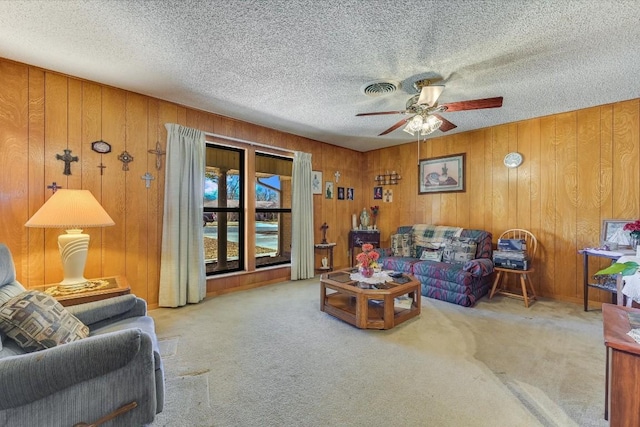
[498, 229, 538, 261]
[0, 244, 26, 305]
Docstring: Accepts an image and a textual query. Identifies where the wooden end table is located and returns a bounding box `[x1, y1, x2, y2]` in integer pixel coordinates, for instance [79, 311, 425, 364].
[320, 269, 421, 330]
[38, 275, 131, 306]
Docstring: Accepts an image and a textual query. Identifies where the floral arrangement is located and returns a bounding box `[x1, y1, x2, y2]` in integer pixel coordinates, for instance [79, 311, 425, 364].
[370, 205, 379, 218]
[356, 243, 380, 276]
[624, 220, 640, 237]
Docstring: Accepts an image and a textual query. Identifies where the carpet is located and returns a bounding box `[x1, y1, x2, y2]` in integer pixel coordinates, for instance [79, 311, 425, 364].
[149, 278, 607, 427]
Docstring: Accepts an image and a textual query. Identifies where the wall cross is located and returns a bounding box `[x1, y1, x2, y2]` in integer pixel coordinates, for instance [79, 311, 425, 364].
[56, 149, 78, 175]
[141, 172, 155, 188]
[118, 150, 134, 171]
[334, 171, 341, 182]
[148, 141, 166, 171]
[47, 182, 62, 193]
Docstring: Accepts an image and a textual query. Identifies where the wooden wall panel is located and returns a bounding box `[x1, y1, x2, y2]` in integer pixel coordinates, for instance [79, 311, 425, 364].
[3, 56, 640, 308]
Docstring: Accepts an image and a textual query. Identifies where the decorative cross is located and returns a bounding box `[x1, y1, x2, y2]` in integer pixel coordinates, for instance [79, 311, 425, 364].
[141, 172, 155, 189]
[56, 149, 78, 175]
[47, 182, 62, 193]
[118, 150, 134, 171]
[334, 171, 341, 183]
[97, 163, 106, 175]
[148, 142, 166, 171]
[320, 222, 329, 244]
[383, 189, 393, 203]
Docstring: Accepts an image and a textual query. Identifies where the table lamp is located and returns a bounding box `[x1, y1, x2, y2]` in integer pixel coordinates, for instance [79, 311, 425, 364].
[25, 189, 115, 291]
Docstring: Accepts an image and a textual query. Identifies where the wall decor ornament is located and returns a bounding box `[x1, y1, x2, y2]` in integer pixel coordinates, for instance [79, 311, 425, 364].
[325, 181, 334, 199]
[141, 172, 155, 188]
[91, 140, 112, 154]
[312, 171, 322, 194]
[56, 149, 78, 176]
[148, 141, 166, 171]
[118, 150, 134, 171]
[419, 153, 466, 194]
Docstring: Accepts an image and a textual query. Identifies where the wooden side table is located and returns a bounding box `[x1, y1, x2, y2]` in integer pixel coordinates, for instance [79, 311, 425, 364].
[38, 275, 131, 306]
[314, 243, 336, 272]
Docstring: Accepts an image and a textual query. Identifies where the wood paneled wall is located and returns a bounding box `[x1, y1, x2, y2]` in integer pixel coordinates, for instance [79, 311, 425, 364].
[0, 58, 365, 307]
[365, 101, 640, 305]
[1, 56, 639, 308]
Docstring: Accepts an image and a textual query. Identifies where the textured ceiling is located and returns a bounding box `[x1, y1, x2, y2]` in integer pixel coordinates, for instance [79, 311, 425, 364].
[1, 0, 639, 152]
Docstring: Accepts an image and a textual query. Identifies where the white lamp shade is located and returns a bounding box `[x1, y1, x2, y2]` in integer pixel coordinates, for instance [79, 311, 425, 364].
[25, 189, 114, 229]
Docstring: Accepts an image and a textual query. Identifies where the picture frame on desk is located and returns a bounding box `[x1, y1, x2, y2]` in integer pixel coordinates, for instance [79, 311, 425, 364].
[601, 219, 634, 248]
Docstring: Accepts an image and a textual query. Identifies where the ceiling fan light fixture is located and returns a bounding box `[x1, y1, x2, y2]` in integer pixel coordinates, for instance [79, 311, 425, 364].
[420, 115, 443, 136]
[417, 85, 445, 106]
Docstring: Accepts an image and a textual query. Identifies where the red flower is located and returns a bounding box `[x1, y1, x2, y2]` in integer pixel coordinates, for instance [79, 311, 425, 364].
[356, 243, 379, 268]
[624, 220, 640, 233]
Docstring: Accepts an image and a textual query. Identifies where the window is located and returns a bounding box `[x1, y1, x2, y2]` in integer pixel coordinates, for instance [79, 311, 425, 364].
[255, 153, 292, 269]
[204, 145, 245, 275]
[203, 143, 292, 275]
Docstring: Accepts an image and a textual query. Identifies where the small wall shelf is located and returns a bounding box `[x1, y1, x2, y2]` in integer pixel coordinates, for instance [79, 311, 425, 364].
[374, 171, 401, 185]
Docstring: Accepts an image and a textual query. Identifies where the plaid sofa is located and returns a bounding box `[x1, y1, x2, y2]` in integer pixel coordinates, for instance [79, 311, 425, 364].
[375, 225, 494, 307]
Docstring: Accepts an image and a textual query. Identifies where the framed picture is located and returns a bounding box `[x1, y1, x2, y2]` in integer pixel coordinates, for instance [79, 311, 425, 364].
[601, 219, 634, 247]
[418, 153, 466, 194]
[337, 187, 345, 200]
[312, 171, 322, 194]
[374, 186, 382, 200]
[347, 188, 354, 200]
[325, 181, 334, 199]
[383, 188, 393, 203]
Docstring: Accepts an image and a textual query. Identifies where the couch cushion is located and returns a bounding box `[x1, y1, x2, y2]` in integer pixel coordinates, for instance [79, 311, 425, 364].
[442, 237, 478, 264]
[420, 249, 443, 261]
[0, 290, 89, 352]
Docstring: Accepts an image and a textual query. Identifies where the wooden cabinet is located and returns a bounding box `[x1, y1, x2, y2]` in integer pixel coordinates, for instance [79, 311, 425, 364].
[348, 230, 380, 267]
[602, 303, 640, 425]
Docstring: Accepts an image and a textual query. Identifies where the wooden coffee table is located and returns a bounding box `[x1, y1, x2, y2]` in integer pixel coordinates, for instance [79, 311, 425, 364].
[320, 269, 421, 330]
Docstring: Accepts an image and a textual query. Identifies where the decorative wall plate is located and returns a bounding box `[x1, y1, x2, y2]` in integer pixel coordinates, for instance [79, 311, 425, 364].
[504, 152, 523, 168]
[91, 140, 112, 154]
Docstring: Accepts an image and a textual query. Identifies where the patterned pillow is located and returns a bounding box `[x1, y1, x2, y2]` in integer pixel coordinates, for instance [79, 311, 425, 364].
[442, 237, 478, 264]
[420, 249, 443, 262]
[0, 290, 89, 352]
[390, 233, 411, 257]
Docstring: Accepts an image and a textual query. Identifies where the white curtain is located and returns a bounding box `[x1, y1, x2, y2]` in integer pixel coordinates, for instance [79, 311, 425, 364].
[291, 151, 315, 280]
[158, 123, 206, 307]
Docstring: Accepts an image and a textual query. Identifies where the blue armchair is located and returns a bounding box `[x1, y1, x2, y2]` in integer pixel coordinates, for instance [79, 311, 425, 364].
[0, 244, 164, 426]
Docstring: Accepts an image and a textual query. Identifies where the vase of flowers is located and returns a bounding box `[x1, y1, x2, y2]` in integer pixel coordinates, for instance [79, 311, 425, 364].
[370, 205, 379, 229]
[625, 219, 640, 248]
[356, 243, 379, 278]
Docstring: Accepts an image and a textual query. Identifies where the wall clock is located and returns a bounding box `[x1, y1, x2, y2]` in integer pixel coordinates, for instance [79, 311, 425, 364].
[504, 152, 523, 168]
[91, 140, 112, 154]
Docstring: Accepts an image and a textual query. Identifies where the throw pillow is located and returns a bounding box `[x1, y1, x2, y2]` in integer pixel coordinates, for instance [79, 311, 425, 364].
[390, 233, 411, 257]
[0, 290, 89, 352]
[420, 250, 443, 262]
[442, 237, 478, 264]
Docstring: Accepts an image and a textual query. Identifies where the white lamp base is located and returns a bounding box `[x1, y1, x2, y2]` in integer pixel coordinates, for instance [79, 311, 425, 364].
[57, 229, 90, 291]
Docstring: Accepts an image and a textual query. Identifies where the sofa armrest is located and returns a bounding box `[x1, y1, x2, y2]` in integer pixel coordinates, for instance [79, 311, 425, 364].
[0, 328, 148, 410]
[67, 294, 147, 327]
[463, 258, 495, 277]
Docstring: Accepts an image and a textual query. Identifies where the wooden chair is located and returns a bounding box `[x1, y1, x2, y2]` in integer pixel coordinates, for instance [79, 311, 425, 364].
[489, 229, 538, 307]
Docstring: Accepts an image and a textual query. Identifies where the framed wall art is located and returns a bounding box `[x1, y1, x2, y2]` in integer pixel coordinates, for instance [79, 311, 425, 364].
[312, 171, 322, 194]
[337, 187, 345, 200]
[418, 153, 466, 194]
[601, 219, 634, 247]
[325, 181, 334, 199]
[374, 186, 382, 200]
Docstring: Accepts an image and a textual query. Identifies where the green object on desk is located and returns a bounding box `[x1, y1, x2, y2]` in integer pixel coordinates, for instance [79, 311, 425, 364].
[595, 261, 639, 277]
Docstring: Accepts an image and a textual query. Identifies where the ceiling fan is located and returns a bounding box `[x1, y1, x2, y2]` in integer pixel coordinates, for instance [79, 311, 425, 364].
[356, 79, 503, 136]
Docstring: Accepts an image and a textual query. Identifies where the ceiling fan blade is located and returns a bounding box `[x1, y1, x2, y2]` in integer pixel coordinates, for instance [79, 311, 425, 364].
[417, 85, 445, 107]
[440, 96, 503, 112]
[378, 117, 410, 136]
[356, 111, 407, 116]
[433, 114, 457, 132]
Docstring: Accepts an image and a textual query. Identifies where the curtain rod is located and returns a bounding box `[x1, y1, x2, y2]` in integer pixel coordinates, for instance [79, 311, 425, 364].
[204, 132, 295, 155]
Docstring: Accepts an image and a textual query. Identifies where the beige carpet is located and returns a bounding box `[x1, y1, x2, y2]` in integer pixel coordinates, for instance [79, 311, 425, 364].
[149, 279, 607, 427]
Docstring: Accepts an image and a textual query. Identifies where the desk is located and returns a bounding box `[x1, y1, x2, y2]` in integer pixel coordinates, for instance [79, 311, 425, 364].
[348, 230, 380, 267]
[314, 243, 336, 272]
[602, 303, 640, 425]
[579, 249, 634, 311]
